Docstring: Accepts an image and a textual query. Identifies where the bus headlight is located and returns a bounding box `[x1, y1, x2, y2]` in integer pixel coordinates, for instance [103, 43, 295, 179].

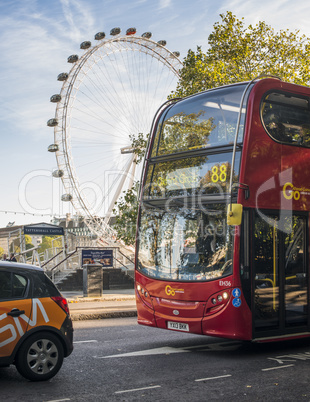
[136, 283, 153, 310]
[205, 290, 231, 316]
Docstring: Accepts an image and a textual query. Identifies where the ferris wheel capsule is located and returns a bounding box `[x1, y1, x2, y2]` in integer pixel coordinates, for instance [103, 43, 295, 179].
[142, 32, 152, 38]
[67, 54, 79, 63]
[52, 169, 64, 178]
[57, 73, 69, 81]
[61, 194, 73, 202]
[110, 27, 121, 36]
[172, 51, 180, 57]
[47, 144, 59, 152]
[47, 118, 58, 127]
[126, 27, 136, 36]
[50, 94, 61, 103]
[95, 32, 105, 40]
[80, 41, 91, 50]
[157, 40, 167, 46]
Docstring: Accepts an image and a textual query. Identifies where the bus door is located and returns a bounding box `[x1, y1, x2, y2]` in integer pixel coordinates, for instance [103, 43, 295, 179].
[252, 211, 309, 338]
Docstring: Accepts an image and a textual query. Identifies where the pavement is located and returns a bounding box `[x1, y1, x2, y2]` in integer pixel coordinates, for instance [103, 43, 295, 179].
[62, 289, 137, 321]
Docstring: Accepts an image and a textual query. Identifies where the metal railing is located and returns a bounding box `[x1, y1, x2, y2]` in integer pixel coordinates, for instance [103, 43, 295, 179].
[43, 246, 135, 283]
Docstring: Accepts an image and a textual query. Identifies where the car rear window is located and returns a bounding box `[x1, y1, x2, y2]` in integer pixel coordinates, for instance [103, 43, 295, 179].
[32, 273, 60, 298]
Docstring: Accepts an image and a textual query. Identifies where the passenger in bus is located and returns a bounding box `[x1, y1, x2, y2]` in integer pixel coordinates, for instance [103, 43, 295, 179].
[297, 123, 310, 146]
[264, 111, 290, 143]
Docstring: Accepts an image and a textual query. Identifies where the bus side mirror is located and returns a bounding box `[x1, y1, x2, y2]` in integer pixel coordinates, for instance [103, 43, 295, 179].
[227, 204, 243, 226]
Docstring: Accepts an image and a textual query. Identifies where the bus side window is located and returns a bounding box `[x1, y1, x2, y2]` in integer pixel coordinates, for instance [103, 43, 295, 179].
[298, 124, 310, 146]
[261, 92, 310, 148]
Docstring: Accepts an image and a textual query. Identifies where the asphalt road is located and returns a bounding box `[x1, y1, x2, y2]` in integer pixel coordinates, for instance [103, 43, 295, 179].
[1, 317, 310, 401]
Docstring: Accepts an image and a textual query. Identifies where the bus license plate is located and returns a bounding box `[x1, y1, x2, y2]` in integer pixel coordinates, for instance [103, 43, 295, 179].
[167, 321, 189, 332]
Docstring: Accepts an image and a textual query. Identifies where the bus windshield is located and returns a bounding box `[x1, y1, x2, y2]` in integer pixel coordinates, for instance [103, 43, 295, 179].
[151, 83, 248, 157]
[137, 203, 233, 282]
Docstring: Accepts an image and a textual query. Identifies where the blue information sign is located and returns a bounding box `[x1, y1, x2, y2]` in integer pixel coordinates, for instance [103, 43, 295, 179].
[232, 288, 241, 298]
[232, 298, 242, 308]
[82, 249, 113, 267]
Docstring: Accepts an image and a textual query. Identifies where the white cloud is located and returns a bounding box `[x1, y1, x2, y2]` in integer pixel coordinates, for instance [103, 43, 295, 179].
[159, 0, 172, 9]
[220, 0, 310, 37]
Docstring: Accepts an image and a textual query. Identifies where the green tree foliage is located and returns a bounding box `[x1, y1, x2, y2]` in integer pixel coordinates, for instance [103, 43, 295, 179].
[170, 11, 310, 98]
[113, 181, 140, 245]
[24, 235, 35, 258]
[38, 236, 62, 255]
[112, 131, 150, 245]
[129, 133, 149, 164]
[9, 234, 34, 255]
[156, 111, 215, 155]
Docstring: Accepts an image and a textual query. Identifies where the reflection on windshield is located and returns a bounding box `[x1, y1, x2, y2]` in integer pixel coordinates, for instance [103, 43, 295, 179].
[144, 152, 240, 199]
[137, 204, 233, 282]
[152, 84, 247, 157]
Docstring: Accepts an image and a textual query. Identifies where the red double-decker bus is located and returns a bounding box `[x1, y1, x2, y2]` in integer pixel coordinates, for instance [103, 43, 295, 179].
[135, 76, 310, 342]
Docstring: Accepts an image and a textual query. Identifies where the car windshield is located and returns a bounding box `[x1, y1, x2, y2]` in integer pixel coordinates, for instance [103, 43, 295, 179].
[137, 203, 233, 282]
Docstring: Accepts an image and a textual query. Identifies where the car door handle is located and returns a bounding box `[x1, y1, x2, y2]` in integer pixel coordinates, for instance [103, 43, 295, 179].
[7, 309, 25, 317]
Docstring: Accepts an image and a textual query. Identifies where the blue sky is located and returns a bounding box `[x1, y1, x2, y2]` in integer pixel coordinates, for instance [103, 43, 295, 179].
[0, 0, 310, 228]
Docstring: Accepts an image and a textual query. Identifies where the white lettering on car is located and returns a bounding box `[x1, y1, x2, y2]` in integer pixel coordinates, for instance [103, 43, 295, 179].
[21, 299, 50, 327]
[13, 316, 25, 337]
[0, 299, 49, 348]
[0, 313, 17, 348]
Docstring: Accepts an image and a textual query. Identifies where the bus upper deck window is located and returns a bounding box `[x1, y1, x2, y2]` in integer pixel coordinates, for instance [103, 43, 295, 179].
[152, 84, 248, 157]
[261, 92, 310, 147]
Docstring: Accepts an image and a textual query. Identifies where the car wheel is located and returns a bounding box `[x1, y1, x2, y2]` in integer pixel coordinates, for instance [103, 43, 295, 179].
[16, 332, 64, 381]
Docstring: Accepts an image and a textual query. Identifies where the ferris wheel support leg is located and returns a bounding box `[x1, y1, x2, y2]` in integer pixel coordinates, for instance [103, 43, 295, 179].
[103, 153, 135, 226]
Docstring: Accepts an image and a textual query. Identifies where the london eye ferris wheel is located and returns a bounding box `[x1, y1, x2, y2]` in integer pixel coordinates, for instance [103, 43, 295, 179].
[47, 27, 182, 243]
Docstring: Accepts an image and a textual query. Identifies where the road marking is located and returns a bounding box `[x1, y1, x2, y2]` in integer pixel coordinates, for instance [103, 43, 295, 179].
[95, 346, 191, 358]
[262, 364, 295, 371]
[195, 374, 232, 382]
[95, 342, 240, 359]
[115, 385, 161, 394]
[187, 342, 240, 352]
[44, 399, 70, 402]
[268, 353, 310, 364]
[185, 341, 240, 350]
[73, 340, 98, 344]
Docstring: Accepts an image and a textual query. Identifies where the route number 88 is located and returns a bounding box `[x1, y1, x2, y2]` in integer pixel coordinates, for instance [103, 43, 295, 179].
[211, 164, 227, 183]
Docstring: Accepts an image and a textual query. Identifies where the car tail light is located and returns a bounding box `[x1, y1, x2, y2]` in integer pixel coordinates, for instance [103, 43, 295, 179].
[52, 296, 70, 315]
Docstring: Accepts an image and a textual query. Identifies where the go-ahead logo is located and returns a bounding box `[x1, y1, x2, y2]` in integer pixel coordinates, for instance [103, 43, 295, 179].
[283, 182, 310, 200]
[165, 285, 184, 296]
